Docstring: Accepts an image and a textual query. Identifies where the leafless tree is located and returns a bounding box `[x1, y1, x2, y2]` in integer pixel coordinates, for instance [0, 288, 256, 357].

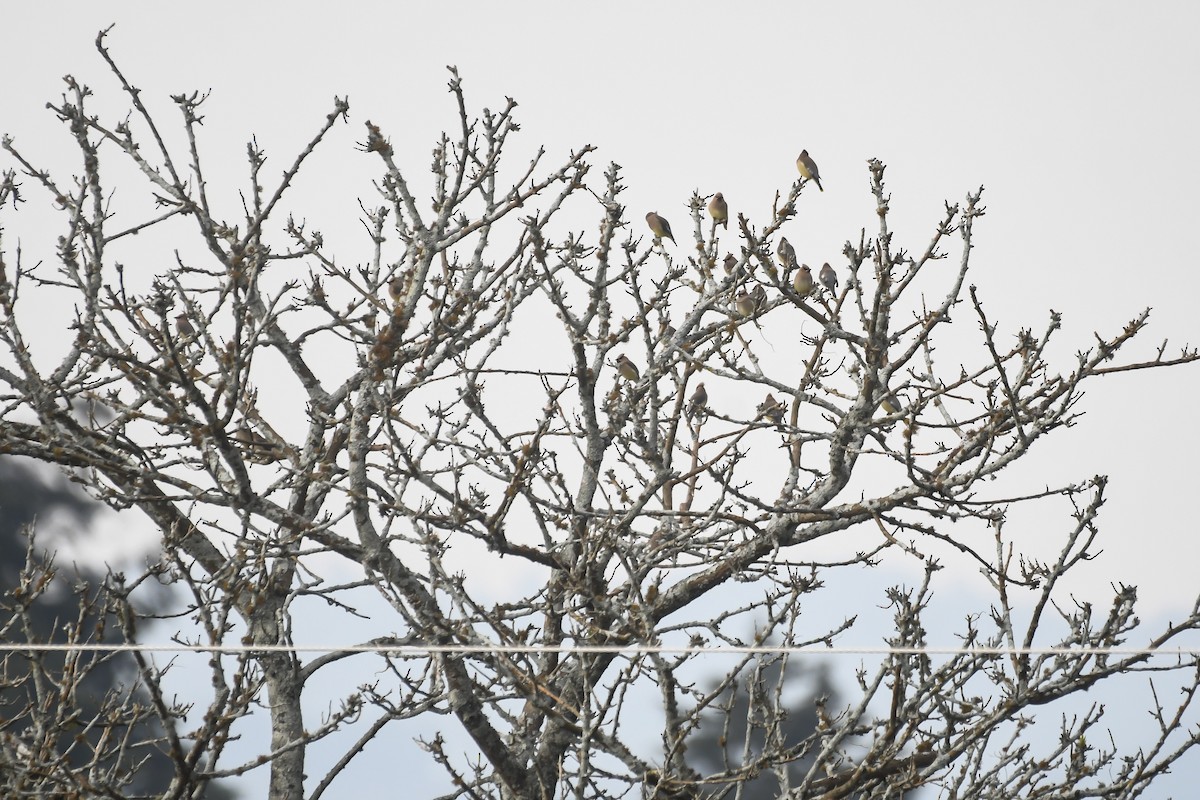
[0, 459, 237, 799]
[2, 30, 1200, 799]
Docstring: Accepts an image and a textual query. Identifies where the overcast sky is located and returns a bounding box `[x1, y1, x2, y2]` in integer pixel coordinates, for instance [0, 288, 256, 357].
[4, 2, 1200, 795]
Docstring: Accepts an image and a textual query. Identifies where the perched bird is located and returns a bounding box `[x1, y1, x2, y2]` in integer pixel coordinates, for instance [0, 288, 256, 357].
[751, 284, 768, 312]
[735, 285, 768, 318]
[660, 324, 697, 355]
[232, 425, 286, 464]
[880, 391, 901, 415]
[615, 354, 641, 381]
[708, 193, 728, 229]
[819, 262, 838, 295]
[777, 237, 797, 270]
[666, 323, 703, 356]
[723, 253, 739, 276]
[796, 150, 824, 191]
[645, 211, 675, 244]
[310, 279, 327, 304]
[175, 313, 195, 338]
[793, 264, 814, 296]
[387, 275, 405, 302]
[757, 393, 786, 426]
[686, 382, 708, 420]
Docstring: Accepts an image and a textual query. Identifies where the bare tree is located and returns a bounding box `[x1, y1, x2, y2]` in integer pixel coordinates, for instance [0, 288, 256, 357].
[2, 30, 1199, 799]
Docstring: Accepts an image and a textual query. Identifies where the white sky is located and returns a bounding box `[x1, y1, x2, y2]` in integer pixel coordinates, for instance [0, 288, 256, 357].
[4, 2, 1200, 796]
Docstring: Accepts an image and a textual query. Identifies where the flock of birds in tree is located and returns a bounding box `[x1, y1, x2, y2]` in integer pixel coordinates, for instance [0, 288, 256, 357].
[622, 150, 861, 427]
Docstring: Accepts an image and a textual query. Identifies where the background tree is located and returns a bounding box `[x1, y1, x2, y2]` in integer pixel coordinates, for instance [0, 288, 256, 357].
[689, 656, 844, 799]
[0, 458, 235, 797]
[2, 32, 1199, 798]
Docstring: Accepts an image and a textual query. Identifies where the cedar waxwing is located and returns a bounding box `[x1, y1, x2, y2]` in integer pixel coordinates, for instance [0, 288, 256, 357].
[645, 212, 675, 244]
[232, 425, 286, 464]
[734, 292, 756, 317]
[819, 262, 838, 295]
[796, 150, 823, 191]
[793, 264, 814, 296]
[175, 313, 195, 338]
[880, 391, 900, 415]
[686, 382, 708, 420]
[723, 253, 738, 276]
[615, 354, 641, 381]
[387, 275, 405, 303]
[661, 325, 697, 355]
[757, 393, 786, 426]
[708, 193, 728, 229]
[777, 237, 796, 270]
[751, 284, 767, 312]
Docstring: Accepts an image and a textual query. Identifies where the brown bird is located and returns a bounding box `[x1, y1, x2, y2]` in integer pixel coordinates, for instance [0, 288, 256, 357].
[880, 391, 901, 415]
[645, 211, 675, 244]
[311, 279, 327, 304]
[751, 284, 768, 312]
[615, 354, 641, 381]
[232, 425, 286, 464]
[777, 237, 797, 270]
[796, 150, 824, 192]
[819, 262, 838, 295]
[723, 253, 739, 276]
[708, 193, 728, 229]
[734, 292, 755, 317]
[757, 393, 786, 426]
[660, 324, 699, 355]
[387, 275, 405, 303]
[175, 313, 195, 338]
[686, 382, 708, 420]
[729, 293, 748, 319]
[793, 264, 814, 296]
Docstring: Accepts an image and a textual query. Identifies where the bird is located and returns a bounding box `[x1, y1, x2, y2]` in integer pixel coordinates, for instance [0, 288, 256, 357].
[645, 211, 675, 244]
[751, 284, 768, 312]
[686, 382, 708, 420]
[880, 391, 901, 415]
[777, 237, 797, 270]
[793, 264, 814, 296]
[723, 253, 739, 277]
[232, 425, 286, 464]
[796, 150, 823, 191]
[615, 354, 641, 381]
[387, 275, 405, 303]
[757, 393, 786, 426]
[661, 325, 697, 355]
[174, 313, 195, 338]
[819, 262, 838, 295]
[708, 193, 728, 229]
[734, 292, 756, 318]
[662, 323, 700, 355]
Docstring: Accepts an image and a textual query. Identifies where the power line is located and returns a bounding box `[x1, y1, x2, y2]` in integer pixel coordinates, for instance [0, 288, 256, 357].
[1, 643, 1197, 657]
